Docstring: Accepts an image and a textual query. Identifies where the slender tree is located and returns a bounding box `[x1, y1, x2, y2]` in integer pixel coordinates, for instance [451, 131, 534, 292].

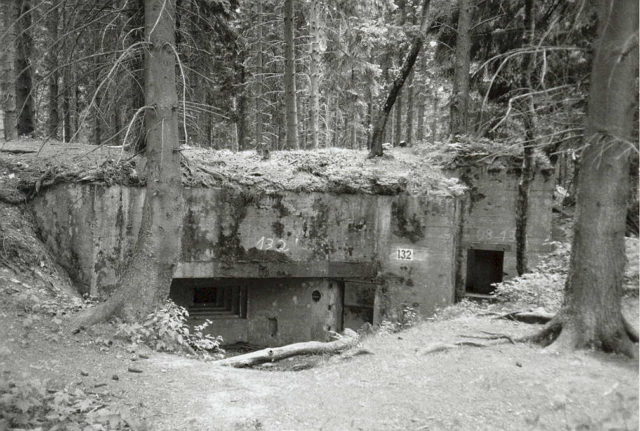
[308, 0, 322, 149]
[0, 0, 18, 140]
[368, 0, 431, 157]
[71, 0, 184, 327]
[15, 0, 34, 136]
[46, 0, 60, 138]
[283, 0, 298, 149]
[514, 0, 537, 276]
[449, 0, 471, 137]
[531, 0, 638, 356]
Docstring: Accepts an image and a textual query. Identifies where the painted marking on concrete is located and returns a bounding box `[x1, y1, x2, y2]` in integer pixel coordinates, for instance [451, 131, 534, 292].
[256, 236, 290, 252]
[395, 248, 414, 261]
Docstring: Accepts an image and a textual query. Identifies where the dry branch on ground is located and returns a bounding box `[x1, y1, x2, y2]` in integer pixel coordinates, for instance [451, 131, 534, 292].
[214, 329, 360, 368]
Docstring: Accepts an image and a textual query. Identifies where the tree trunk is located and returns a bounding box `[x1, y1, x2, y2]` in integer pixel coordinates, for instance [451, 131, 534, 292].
[368, 0, 431, 157]
[62, 69, 72, 142]
[235, 54, 247, 151]
[46, 0, 59, 139]
[406, 71, 414, 146]
[416, 54, 426, 143]
[70, 0, 184, 328]
[254, 0, 264, 148]
[283, 0, 298, 149]
[431, 93, 438, 143]
[542, 0, 638, 357]
[308, 1, 321, 149]
[514, 0, 536, 276]
[449, 0, 472, 137]
[394, 91, 402, 146]
[1, 0, 18, 141]
[324, 94, 331, 147]
[15, 0, 34, 136]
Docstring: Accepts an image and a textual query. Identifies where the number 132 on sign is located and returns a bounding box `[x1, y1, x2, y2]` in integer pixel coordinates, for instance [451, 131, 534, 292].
[396, 248, 413, 260]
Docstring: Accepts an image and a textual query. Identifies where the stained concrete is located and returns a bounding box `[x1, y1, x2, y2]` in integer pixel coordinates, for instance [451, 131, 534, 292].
[32, 184, 463, 344]
[30, 165, 553, 345]
[453, 165, 555, 295]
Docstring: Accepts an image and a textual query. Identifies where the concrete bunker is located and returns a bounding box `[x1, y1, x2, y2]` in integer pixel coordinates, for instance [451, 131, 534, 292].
[28, 145, 553, 346]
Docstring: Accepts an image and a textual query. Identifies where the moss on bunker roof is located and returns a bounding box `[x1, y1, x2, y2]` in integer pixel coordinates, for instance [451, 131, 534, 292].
[181, 146, 465, 196]
[412, 138, 553, 171]
[0, 139, 466, 199]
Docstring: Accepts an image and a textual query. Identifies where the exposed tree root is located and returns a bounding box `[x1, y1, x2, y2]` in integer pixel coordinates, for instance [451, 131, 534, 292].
[417, 338, 513, 355]
[67, 296, 123, 333]
[459, 331, 516, 344]
[517, 312, 638, 358]
[623, 315, 639, 343]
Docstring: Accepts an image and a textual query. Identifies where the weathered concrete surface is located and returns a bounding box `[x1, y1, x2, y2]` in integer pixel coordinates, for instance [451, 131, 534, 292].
[30, 171, 552, 345]
[374, 195, 462, 322]
[32, 186, 386, 295]
[453, 165, 555, 294]
[32, 184, 462, 344]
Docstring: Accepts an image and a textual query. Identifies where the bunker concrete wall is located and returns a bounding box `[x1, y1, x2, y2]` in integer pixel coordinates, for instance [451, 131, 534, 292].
[375, 195, 462, 321]
[31, 184, 463, 344]
[455, 166, 554, 285]
[31, 185, 387, 295]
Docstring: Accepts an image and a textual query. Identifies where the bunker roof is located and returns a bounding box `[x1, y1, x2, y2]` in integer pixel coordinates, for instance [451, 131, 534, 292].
[0, 139, 466, 200]
[411, 138, 553, 171]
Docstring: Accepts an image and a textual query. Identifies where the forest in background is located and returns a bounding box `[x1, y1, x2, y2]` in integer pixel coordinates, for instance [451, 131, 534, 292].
[2, 1, 632, 170]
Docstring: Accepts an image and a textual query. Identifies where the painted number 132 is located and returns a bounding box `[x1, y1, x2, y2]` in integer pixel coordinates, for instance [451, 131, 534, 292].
[396, 248, 413, 260]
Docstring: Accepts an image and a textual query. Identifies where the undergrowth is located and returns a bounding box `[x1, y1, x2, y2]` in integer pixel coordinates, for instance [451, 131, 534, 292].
[115, 300, 224, 359]
[0, 376, 143, 430]
[435, 237, 639, 320]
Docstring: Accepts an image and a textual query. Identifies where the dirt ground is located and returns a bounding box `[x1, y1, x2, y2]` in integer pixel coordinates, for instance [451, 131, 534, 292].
[0, 268, 637, 431]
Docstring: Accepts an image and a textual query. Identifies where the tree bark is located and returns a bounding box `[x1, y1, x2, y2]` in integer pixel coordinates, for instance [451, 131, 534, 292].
[406, 71, 414, 146]
[46, 0, 59, 138]
[1, 0, 18, 141]
[15, 0, 34, 136]
[368, 0, 431, 157]
[514, 0, 536, 276]
[542, 0, 638, 357]
[70, 0, 184, 328]
[254, 0, 264, 148]
[283, 0, 298, 149]
[235, 52, 247, 151]
[308, 1, 322, 149]
[394, 91, 402, 146]
[449, 0, 472, 137]
[431, 92, 438, 143]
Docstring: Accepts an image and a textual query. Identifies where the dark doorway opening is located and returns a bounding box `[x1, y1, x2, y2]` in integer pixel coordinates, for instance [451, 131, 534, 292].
[465, 249, 504, 295]
[342, 280, 376, 330]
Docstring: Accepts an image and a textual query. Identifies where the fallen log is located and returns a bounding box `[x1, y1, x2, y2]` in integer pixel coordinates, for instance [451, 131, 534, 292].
[214, 329, 359, 368]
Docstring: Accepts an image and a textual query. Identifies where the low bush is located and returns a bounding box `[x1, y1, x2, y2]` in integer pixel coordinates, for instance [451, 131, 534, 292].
[115, 300, 224, 359]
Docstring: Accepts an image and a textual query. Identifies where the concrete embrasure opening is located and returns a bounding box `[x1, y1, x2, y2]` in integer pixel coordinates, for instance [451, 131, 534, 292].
[170, 279, 248, 319]
[465, 249, 504, 295]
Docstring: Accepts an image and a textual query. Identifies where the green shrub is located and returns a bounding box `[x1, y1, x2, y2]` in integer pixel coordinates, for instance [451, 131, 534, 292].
[115, 300, 224, 358]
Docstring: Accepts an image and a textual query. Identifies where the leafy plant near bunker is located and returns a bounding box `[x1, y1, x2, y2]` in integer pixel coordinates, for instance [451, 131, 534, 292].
[115, 300, 224, 359]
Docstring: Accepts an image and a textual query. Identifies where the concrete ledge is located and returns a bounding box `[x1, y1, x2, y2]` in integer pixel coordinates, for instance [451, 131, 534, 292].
[175, 261, 378, 279]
